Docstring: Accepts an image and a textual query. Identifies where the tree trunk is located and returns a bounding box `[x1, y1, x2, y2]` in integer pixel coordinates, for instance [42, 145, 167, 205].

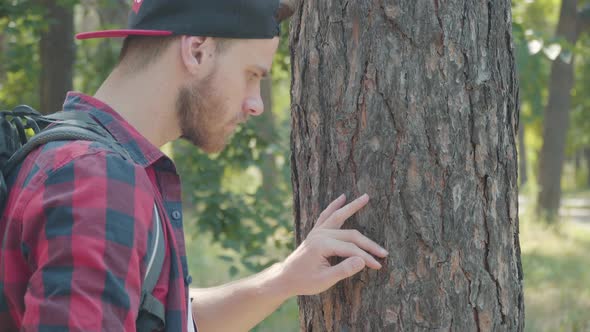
[289, 1, 524, 331]
[536, 0, 587, 218]
[258, 76, 281, 193]
[574, 149, 584, 179]
[518, 123, 527, 187]
[39, 0, 74, 114]
[95, 0, 129, 27]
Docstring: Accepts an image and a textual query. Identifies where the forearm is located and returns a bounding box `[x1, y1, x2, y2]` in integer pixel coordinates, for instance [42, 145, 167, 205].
[190, 262, 291, 332]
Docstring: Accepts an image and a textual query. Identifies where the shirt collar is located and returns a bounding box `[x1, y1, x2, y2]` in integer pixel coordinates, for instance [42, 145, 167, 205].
[62, 91, 167, 168]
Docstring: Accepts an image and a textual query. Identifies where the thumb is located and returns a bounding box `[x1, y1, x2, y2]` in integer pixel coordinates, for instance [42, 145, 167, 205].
[327, 256, 365, 282]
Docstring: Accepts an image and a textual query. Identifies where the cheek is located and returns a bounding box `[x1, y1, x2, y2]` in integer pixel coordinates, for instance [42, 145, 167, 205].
[223, 77, 249, 104]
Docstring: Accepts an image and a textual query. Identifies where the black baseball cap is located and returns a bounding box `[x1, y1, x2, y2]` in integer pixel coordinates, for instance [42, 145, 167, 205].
[76, 0, 281, 40]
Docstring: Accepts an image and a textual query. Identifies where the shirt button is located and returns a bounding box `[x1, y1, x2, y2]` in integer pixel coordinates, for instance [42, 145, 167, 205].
[185, 275, 193, 285]
[172, 210, 182, 220]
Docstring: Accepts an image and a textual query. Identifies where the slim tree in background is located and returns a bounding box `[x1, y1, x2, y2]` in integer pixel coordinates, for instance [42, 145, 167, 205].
[537, 1, 590, 218]
[518, 125, 527, 186]
[38, 0, 74, 114]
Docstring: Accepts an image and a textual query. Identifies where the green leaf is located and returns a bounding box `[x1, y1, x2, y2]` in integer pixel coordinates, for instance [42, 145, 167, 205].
[229, 265, 239, 277]
[218, 255, 234, 263]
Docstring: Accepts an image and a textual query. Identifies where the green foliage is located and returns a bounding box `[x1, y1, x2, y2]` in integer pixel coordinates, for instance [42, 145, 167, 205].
[513, 0, 561, 34]
[567, 33, 590, 155]
[184, 227, 299, 331]
[74, 0, 128, 93]
[74, 37, 123, 92]
[0, 2, 46, 108]
[1, 0, 125, 108]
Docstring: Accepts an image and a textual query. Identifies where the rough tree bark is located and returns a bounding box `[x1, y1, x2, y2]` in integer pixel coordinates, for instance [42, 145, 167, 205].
[536, 1, 590, 217]
[38, 0, 74, 114]
[289, 0, 524, 331]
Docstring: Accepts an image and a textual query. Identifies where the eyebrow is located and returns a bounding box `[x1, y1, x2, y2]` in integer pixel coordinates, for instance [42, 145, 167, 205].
[253, 65, 270, 78]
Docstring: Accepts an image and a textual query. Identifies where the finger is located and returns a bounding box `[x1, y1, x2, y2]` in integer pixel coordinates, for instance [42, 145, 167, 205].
[327, 239, 382, 269]
[315, 194, 346, 228]
[322, 194, 369, 229]
[324, 256, 365, 282]
[325, 229, 389, 258]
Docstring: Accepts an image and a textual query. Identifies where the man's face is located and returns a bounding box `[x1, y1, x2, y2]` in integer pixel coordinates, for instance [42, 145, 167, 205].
[176, 37, 279, 153]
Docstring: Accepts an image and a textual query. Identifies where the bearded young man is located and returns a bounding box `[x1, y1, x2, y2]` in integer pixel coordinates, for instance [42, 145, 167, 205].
[0, 0, 388, 331]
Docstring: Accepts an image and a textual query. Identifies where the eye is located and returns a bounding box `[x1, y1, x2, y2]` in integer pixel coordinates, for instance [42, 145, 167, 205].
[248, 71, 261, 82]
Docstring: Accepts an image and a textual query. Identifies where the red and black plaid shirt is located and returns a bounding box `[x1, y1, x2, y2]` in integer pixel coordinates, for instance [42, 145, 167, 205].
[0, 92, 192, 331]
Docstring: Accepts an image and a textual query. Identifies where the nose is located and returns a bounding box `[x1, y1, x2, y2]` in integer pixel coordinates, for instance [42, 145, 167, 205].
[243, 96, 264, 117]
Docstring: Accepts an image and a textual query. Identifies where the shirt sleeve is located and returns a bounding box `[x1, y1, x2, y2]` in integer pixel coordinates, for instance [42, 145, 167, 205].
[19, 150, 157, 332]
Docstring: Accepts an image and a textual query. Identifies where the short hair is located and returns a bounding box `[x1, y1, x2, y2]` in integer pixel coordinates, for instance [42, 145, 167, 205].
[117, 35, 179, 74]
[117, 35, 236, 74]
[212, 38, 236, 54]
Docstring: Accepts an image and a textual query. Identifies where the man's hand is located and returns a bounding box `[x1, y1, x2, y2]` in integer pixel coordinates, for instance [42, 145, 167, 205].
[190, 194, 386, 332]
[276, 194, 388, 297]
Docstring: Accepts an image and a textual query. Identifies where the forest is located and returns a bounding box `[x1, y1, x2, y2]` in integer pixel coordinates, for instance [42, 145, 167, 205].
[0, 0, 589, 330]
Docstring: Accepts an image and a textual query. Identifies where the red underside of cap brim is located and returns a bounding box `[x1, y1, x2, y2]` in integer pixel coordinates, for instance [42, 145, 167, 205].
[76, 29, 174, 40]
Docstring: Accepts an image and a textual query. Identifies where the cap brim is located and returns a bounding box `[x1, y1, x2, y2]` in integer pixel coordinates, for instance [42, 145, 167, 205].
[76, 29, 174, 40]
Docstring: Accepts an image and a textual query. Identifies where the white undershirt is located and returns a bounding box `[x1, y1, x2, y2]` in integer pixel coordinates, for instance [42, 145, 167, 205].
[188, 294, 196, 332]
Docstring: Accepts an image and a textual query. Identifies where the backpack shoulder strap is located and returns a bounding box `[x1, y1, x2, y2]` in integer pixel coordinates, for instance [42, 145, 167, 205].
[2, 112, 131, 176]
[137, 204, 167, 331]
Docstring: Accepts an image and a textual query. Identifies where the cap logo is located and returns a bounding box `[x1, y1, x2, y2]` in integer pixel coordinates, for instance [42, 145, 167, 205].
[132, 0, 143, 14]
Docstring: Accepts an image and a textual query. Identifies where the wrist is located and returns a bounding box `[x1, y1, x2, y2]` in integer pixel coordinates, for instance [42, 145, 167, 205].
[262, 261, 293, 302]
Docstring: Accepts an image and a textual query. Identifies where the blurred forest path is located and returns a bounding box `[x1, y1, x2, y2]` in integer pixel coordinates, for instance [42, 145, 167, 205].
[520, 194, 590, 226]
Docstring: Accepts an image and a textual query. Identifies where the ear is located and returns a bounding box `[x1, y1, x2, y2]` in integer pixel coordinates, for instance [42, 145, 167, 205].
[180, 36, 211, 75]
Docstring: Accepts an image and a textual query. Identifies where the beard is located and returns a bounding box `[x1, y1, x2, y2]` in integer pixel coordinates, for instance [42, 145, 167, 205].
[176, 71, 241, 153]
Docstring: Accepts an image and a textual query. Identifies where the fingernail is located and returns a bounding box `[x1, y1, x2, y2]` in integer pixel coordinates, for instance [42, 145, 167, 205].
[339, 194, 346, 200]
[352, 257, 364, 269]
[380, 248, 389, 256]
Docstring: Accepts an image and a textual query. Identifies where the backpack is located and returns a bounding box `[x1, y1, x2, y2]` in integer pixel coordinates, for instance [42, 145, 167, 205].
[0, 105, 166, 331]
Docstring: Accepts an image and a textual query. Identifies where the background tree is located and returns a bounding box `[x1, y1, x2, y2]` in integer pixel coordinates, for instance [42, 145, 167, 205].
[512, 4, 553, 193]
[38, 0, 75, 114]
[519, 124, 528, 186]
[536, 1, 590, 219]
[288, 0, 524, 330]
